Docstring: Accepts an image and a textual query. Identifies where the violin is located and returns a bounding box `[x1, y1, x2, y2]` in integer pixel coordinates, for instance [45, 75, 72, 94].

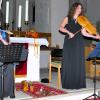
[77, 16, 97, 35]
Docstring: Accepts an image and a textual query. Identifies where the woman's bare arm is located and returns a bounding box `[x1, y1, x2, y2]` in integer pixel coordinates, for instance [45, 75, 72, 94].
[59, 17, 74, 38]
[81, 28, 100, 39]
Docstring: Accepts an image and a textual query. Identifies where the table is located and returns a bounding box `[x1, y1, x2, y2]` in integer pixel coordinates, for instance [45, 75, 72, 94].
[10, 37, 49, 82]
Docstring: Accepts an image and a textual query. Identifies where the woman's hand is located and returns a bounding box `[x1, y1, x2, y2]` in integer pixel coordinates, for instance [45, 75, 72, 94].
[0, 32, 8, 45]
[68, 32, 74, 39]
[0, 33, 2, 40]
[94, 34, 100, 39]
[82, 28, 100, 39]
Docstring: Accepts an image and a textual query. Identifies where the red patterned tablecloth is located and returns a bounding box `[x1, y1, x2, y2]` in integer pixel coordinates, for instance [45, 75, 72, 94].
[16, 82, 67, 98]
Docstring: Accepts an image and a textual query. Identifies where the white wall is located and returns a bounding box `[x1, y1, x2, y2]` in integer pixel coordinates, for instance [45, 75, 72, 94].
[29, 0, 35, 29]
[86, 0, 100, 25]
[40, 51, 50, 68]
[35, 0, 69, 48]
[1, 0, 6, 24]
[51, 0, 69, 48]
[35, 0, 51, 32]
[9, 0, 15, 30]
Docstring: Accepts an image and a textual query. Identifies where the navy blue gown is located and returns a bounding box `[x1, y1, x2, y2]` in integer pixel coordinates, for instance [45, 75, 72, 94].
[61, 16, 86, 89]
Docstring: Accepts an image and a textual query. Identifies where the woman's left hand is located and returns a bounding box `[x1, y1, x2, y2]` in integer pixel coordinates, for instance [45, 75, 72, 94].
[0, 33, 2, 40]
[95, 34, 100, 39]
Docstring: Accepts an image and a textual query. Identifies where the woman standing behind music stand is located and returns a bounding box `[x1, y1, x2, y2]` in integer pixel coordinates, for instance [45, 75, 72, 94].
[59, 2, 100, 89]
[0, 31, 15, 98]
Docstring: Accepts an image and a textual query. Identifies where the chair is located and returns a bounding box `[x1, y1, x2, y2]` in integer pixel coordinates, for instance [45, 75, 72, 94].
[49, 49, 63, 88]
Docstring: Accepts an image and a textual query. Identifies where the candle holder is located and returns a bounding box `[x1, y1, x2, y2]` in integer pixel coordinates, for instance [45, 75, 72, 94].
[5, 23, 9, 30]
[24, 21, 29, 37]
[17, 27, 22, 37]
[12, 20, 15, 31]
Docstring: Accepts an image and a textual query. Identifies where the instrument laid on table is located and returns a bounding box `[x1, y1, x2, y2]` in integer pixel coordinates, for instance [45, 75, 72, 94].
[77, 16, 97, 36]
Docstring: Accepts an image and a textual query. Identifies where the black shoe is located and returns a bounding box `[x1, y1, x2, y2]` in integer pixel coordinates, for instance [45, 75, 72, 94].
[10, 95, 15, 98]
[41, 78, 49, 83]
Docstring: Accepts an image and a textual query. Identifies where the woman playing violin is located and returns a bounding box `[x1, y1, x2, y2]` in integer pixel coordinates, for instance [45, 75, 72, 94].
[59, 2, 100, 89]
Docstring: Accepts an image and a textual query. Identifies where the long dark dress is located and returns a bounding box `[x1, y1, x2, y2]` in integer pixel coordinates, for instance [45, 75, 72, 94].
[61, 16, 86, 89]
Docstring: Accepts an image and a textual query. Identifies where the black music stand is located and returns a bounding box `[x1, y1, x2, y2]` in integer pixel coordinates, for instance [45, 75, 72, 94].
[0, 44, 28, 100]
[83, 42, 100, 100]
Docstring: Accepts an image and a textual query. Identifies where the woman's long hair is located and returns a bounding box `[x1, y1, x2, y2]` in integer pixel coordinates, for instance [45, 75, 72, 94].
[68, 2, 84, 18]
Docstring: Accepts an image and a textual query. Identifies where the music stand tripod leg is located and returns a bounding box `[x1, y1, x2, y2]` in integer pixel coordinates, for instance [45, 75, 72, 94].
[0, 44, 28, 100]
[83, 58, 100, 100]
[0, 63, 5, 100]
